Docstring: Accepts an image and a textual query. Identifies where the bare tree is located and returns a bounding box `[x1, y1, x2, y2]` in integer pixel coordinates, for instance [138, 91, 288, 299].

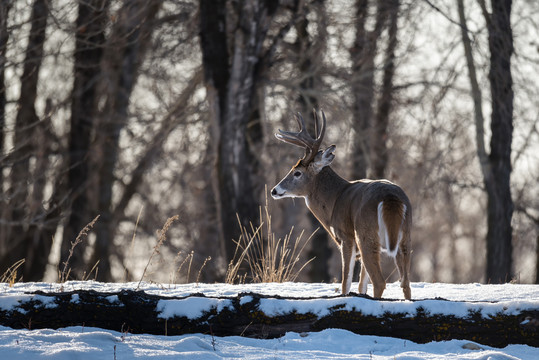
[458, 0, 514, 283]
[0, 0, 10, 171]
[0, 0, 53, 280]
[349, 0, 387, 179]
[0, 0, 204, 282]
[90, 0, 162, 281]
[61, 0, 110, 278]
[483, 0, 514, 283]
[348, 0, 401, 180]
[371, 0, 399, 179]
[0, 0, 535, 286]
[292, 0, 332, 282]
[199, 0, 297, 263]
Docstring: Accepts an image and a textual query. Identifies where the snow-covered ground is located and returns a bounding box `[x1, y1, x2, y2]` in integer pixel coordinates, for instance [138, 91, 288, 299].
[0, 281, 538, 359]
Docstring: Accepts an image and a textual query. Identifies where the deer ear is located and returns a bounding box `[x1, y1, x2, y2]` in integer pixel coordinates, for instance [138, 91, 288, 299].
[312, 145, 336, 172]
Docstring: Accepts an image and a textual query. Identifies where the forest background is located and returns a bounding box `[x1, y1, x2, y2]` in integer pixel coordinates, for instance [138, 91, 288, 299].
[0, 0, 537, 286]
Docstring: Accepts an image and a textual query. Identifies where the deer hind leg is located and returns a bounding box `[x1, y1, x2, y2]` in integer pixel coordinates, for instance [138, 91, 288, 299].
[395, 237, 411, 300]
[340, 241, 357, 295]
[358, 235, 386, 298]
[358, 262, 370, 295]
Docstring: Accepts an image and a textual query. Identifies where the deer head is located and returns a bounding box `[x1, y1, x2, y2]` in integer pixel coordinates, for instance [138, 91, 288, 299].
[271, 110, 336, 199]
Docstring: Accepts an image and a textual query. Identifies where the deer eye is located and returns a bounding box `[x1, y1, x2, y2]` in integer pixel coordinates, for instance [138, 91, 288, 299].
[293, 170, 302, 178]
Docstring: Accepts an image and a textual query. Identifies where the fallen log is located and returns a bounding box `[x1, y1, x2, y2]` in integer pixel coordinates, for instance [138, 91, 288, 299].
[0, 289, 537, 348]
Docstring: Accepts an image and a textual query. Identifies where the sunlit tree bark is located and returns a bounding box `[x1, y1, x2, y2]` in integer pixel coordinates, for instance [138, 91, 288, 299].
[199, 0, 282, 263]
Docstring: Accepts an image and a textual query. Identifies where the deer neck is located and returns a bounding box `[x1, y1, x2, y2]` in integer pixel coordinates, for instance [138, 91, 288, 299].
[305, 166, 349, 226]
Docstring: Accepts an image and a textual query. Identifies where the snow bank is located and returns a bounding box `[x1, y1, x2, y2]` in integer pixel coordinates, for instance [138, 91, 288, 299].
[0, 326, 537, 359]
[1, 281, 538, 321]
[156, 297, 233, 319]
[0, 281, 538, 359]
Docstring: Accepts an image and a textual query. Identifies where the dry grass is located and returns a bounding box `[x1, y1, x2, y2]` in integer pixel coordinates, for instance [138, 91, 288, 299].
[169, 250, 212, 286]
[0, 258, 25, 286]
[58, 215, 100, 283]
[136, 215, 179, 290]
[123, 206, 144, 282]
[1, 201, 312, 287]
[1, 213, 212, 288]
[226, 199, 315, 284]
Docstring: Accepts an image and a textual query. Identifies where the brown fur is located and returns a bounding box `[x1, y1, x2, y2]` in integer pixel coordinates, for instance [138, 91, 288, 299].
[382, 195, 406, 254]
[271, 111, 412, 299]
[272, 164, 412, 300]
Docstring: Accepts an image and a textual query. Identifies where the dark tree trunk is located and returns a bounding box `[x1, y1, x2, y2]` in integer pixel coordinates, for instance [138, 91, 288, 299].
[292, 2, 331, 282]
[349, 0, 387, 180]
[199, 0, 229, 112]
[23, 100, 60, 279]
[371, 0, 399, 179]
[0, 3, 11, 257]
[200, 0, 232, 261]
[536, 235, 539, 284]
[350, 0, 373, 180]
[485, 0, 514, 284]
[61, 0, 110, 279]
[0, 0, 49, 280]
[90, 0, 161, 281]
[200, 0, 277, 263]
[0, 0, 10, 170]
[458, 0, 514, 284]
[199, 0, 231, 261]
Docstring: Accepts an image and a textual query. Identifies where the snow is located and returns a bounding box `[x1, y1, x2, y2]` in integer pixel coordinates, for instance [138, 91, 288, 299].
[0, 326, 536, 359]
[0, 281, 538, 359]
[256, 294, 536, 318]
[156, 297, 233, 319]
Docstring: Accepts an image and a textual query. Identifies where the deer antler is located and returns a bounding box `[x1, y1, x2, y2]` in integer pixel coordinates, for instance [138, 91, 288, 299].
[276, 110, 326, 164]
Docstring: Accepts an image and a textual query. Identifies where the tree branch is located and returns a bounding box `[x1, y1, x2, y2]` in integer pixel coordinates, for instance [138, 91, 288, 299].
[457, 0, 490, 183]
[113, 67, 204, 222]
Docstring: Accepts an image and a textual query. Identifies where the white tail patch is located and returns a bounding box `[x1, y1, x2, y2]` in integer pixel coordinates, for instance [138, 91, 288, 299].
[377, 201, 406, 258]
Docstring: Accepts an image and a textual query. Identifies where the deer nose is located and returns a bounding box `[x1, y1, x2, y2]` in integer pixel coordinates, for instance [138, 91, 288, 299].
[271, 188, 277, 196]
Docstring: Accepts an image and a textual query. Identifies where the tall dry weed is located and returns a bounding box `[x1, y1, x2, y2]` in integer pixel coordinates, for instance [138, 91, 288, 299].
[59, 215, 100, 283]
[136, 215, 179, 290]
[226, 196, 315, 284]
[0, 259, 25, 286]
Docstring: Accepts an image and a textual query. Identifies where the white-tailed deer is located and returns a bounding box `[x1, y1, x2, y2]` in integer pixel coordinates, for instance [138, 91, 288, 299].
[271, 110, 412, 299]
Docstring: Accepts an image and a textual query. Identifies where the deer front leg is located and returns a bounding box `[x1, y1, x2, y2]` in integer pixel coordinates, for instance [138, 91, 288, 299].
[340, 240, 357, 295]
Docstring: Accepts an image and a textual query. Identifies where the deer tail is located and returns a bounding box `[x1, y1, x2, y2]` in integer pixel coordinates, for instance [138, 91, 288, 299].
[377, 196, 407, 257]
